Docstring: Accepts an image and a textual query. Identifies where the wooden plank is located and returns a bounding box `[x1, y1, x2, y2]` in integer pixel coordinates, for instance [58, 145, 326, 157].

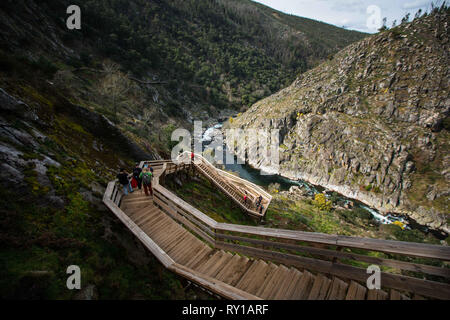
[390, 289, 402, 300]
[168, 236, 198, 263]
[236, 260, 269, 292]
[169, 263, 261, 300]
[154, 196, 214, 237]
[206, 252, 234, 278]
[102, 199, 174, 268]
[216, 233, 450, 278]
[197, 251, 225, 274]
[308, 274, 332, 300]
[367, 289, 388, 300]
[245, 262, 278, 297]
[221, 256, 253, 287]
[284, 268, 303, 300]
[232, 260, 256, 288]
[345, 281, 367, 300]
[155, 196, 215, 245]
[215, 254, 241, 282]
[326, 277, 349, 300]
[291, 270, 315, 300]
[215, 241, 450, 300]
[260, 265, 291, 300]
[185, 246, 213, 269]
[272, 268, 301, 300]
[154, 185, 218, 227]
[159, 228, 188, 251]
[176, 241, 206, 266]
[214, 224, 450, 261]
[255, 263, 278, 298]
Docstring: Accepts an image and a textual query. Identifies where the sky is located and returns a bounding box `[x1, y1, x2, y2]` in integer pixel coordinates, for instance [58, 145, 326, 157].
[252, 0, 440, 33]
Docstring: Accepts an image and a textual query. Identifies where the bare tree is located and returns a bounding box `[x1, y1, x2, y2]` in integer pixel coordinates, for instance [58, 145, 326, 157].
[98, 61, 132, 120]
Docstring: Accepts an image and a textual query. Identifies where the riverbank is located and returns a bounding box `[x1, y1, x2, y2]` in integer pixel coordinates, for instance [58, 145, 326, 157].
[199, 121, 448, 242]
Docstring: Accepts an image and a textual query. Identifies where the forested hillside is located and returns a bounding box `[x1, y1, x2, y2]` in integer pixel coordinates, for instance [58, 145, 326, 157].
[0, 0, 365, 132]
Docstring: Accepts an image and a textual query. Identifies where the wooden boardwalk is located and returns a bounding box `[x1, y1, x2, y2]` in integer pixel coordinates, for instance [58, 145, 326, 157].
[177, 152, 271, 218]
[103, 159, 450, 300]
[120, 191, 391, 300]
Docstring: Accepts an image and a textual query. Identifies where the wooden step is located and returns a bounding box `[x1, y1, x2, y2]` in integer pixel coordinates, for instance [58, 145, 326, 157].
[367, 289, 388, 300]
[136, 209, 161, 228]
[226, 256, 253, 287]
[254, 263, 278, 298]
[130, 208, 155, 225]
[246, 262, 279, 297]
[345, 281, 367, 300]
[197, 251, 226, 274]
[205, 252, 234, 279]
[140, 213, 171, 235]
[172, 239, 206, 265]
[290, 270, 315, 300]
[126, 203, 154, 217]
[158, 228, 187, 250]
[185, 246, 214, 270]
[191, 247, 218, 272]
[235, 260, 268, 292]
[326, 277, 349, 300]
[215, 254, 241, 282]
[258, 264, 290, 299]
[284, 268, 304, 300]
[137, 210, 167, 231]
[128, 205, 156, 220]
[307, 274, 332, 300]
[133, 207, 159, 225]
[272, 267, 302, 300]
[167, 235, 198, 263]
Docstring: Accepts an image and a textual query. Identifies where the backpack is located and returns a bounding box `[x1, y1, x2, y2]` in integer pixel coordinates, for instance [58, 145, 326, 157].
[133, 168, 141, 179]
[142, 173, 152, 185]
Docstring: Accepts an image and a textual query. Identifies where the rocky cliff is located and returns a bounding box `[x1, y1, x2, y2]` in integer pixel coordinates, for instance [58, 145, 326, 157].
[230, 11, 450, 233]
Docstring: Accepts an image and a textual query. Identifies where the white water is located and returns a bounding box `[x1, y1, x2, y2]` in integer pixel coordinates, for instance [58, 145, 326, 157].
[200, 123, 409, 228]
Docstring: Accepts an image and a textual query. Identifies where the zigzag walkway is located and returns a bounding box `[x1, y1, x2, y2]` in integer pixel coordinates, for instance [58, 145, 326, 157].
[103, 159, 450, 300]
[120, 191, 389, 300]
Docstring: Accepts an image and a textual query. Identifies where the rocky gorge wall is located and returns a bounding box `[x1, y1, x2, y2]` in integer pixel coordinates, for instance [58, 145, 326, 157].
[230, 12, 449, 234]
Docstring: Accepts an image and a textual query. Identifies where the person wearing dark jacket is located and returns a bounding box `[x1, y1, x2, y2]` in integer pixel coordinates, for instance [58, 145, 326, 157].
[132, 164, 142, 191]
[117, 168, 133, 195]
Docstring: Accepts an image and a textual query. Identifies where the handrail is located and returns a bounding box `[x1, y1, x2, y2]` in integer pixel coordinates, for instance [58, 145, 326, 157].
[150, 159, 450, 299]
[176, 152, 268, 217]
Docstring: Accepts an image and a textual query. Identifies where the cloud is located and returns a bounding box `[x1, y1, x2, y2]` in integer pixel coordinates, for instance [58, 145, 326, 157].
[402, 0, 431, 9]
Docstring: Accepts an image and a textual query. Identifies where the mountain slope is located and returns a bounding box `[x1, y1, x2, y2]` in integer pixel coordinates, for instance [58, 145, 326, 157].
[230, 10, 450, 233]
[0, 0, 366, 124]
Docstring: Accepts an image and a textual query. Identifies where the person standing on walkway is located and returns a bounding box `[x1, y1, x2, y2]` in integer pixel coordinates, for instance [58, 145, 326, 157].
[140, 167, 153, 197]
[117, 168, 133, 195]
[132, 163, 142, 192]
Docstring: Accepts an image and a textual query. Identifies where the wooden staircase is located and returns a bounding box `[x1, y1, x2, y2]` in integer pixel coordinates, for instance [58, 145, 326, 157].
[179, 152, 269, 218]
[119, 191, 405, 300]
[103, 159, 450, 300]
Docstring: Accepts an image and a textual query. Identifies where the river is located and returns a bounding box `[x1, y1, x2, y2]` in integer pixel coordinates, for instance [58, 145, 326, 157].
[198, 122, 445, 238]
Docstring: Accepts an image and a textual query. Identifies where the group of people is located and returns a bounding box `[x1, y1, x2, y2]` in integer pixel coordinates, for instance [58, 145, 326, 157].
[116, 163, 154, 197]
[243, 192, 264, 214]
[255, 195, 264, 214]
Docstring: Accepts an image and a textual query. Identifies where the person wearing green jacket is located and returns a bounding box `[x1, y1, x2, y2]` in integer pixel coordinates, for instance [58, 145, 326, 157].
[139, 167, 153, 196]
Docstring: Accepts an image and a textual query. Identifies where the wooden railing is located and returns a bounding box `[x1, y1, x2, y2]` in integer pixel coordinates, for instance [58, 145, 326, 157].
[103, 160, 260, 300]
[153, 160, 450, 300]
[175, 152, 270, 218]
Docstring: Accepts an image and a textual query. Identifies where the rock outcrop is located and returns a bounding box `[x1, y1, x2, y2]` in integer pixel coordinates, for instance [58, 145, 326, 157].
[230, 12, 450, 233]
